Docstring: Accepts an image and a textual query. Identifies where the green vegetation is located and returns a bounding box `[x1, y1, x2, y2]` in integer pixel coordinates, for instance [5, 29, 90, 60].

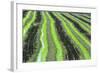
[22, 10, 91, 62]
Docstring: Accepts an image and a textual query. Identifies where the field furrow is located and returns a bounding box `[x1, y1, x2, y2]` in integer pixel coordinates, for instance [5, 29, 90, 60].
[23, 11, 32, 26]
[70, 13, 91, 24]
[46, 12, 64, 61]
[36, 12, 48, 62]
[63, 13, 91, 34]
[23, 11, 37, 39]
[81, 14, 91, 19]
[57, 12, 91, 51]
[53, 12, 90, 59]
[49, 12, 80, 60]
[23, 10, 91, 62]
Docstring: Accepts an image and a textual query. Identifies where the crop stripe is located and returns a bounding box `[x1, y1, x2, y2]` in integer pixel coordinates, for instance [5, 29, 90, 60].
[36, 12, 48, 62]
[53, 12, 90, 59]
[81, 14, 91, 19]
[46, 12, 64, 61]
[50, 12, 80, 60]
[58, 13, 91, 50]
[70, 13, 91, 23]
[23, 11, 32, 26]
[63, 13, 91, 34]
[23, 11, 37, 39]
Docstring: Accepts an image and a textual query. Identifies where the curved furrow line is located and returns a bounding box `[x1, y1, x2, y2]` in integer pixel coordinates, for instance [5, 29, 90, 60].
[46, 12, 64, 61]
[52, 12, 86, 59]
[63, 13, 91, 34]
[49, 12, 80, 60]
[53, 12, 90, 59]
[58, 12, 90, 51]
[46, 13, 57, 61]
[26, 11, 42, 62]
[63, 12, 91, 30]
[23, 24, 39, 62]
[23, 11, 37, 40]
[23, 11, 38, 62]
[70, 13, 91, 24]
[81, 14, 91, 19]
[60, 13, 91, 40]
[36, 12, 48, 62]
[23, 11, 32, 26]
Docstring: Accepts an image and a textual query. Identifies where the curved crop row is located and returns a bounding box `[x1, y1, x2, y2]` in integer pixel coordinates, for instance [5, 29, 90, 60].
[23, 11, 37, 40]
[59, 13, 91, 50]
[49, 12, 79, 60]
[23, 10, 91, 62]
[81, 14, 91, 19]
[70, 13, 90, 24]
[63, 13, 91, 34]
[36, 12, 48, 62]
[52, 12, 90, 59]
[23, 11, 32, 26]
[23, 11, 41, 62]
[46, 12, 65, 61]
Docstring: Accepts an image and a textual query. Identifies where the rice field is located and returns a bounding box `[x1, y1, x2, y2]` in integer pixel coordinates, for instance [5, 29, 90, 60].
[22, 10, 91, 62]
